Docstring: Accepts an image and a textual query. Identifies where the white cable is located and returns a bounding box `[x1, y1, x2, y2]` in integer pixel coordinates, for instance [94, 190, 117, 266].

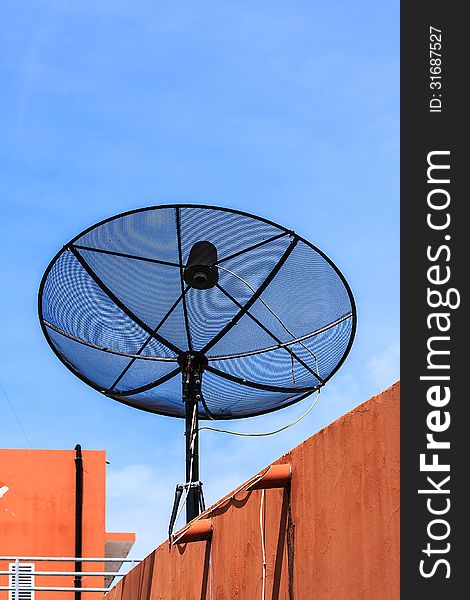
[174, 403, 198, 526]
[173, 462, 192, 527]
[260, 489, 266, 600]
[209, 539, 214, 600]
[199, 388, 321, 437]
[216, 264, 320, 378]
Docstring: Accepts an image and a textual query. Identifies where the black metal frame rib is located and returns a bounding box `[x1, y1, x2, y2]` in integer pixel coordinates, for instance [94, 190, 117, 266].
[215, 283, 324, 383]
[200, 237, 299, 354]
[205, 365, 314, 393]
[175, 208, 193, 351]
[108, 288, 189, 391]
[73, 244, 182, 268]
[72, 231, 288, 271]
[108, 366, 181, 397]
[216, 231, 290, 264]
[69, 245, 183, 355]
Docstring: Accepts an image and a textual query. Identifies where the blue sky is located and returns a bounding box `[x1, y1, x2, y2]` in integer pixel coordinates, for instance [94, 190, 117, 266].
[0, 1, 398, 561]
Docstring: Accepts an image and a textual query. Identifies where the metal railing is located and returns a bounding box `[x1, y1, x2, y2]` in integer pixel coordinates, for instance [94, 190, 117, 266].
[0, 556, 142, 596]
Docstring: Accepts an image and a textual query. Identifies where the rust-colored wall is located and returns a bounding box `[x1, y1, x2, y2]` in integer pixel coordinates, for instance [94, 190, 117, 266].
[107, 382, 400, 600]
[0, 449, 107, 599]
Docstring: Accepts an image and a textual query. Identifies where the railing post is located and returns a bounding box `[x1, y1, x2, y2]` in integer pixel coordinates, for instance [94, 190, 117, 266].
[74, 445, 84, 600]
[14, 557, 19, 600]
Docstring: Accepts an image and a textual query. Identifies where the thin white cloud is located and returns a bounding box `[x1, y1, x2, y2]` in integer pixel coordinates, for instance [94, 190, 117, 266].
[107, 464, 163, 500]
[106, 463, 173, 559]
[366, 343, 399, 388]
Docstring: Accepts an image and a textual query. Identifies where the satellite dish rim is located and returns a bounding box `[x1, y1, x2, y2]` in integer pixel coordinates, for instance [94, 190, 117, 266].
[37, 203, 357, 421]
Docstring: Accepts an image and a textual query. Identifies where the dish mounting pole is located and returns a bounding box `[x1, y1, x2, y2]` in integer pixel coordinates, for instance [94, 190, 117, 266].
[180, 352, 206, 523]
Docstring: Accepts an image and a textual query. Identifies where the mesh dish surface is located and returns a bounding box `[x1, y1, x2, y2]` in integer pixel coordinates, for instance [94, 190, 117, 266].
[39, 204, 356, 419]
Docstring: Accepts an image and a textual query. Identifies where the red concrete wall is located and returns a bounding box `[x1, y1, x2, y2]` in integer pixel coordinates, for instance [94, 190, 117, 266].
[107, 381, 400, 600]
[0, 449, 106, 599]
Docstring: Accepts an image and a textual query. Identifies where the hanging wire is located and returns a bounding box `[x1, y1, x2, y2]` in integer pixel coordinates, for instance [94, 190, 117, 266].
[216, 264, 320, 377]
[209, 540, 214, 600]
[199, 388, 321, 437]
[173, 402, 198, 527]
[260, 489, 267, 600]
[0, 380, 33, 448]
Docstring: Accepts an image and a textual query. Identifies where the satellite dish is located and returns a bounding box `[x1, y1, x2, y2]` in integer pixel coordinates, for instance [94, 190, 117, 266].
[39, 204, 356, 523]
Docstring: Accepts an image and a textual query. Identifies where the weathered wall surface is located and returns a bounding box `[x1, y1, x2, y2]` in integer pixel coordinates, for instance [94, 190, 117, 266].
[107, 382, 400, 600]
